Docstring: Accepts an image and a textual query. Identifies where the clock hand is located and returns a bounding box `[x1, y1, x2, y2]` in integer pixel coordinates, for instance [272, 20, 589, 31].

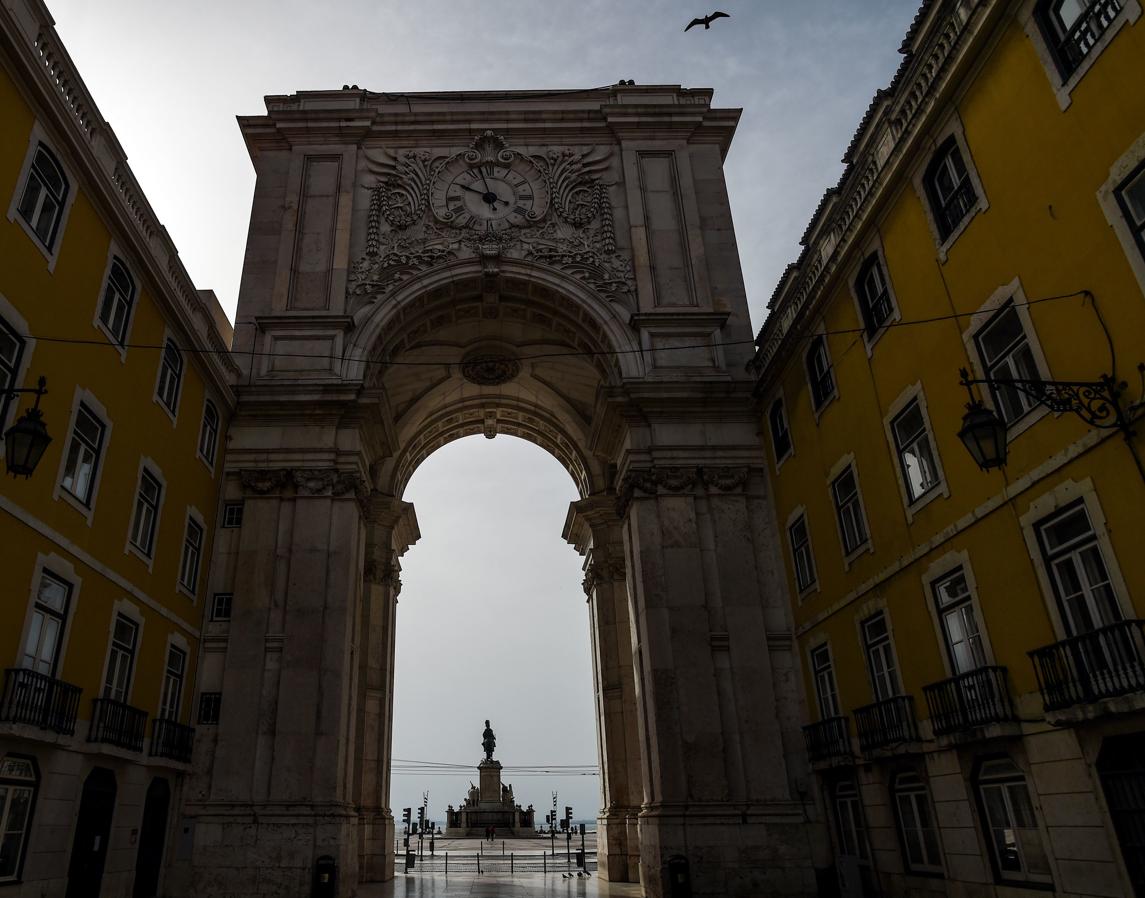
[458, 184, 508, 206]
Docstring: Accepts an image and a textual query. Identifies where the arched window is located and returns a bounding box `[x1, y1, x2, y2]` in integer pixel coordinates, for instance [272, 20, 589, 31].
[855, 253, 894, 337]
[833, 779, 869, 861]
[98, 258, 135, 346]
[768, 398, 792, 461]
[156, 339, 183, 413]
[1035, 0, 1126, 77]
[923, 137, 977, 241]
[893, 771, 944, 874]
[198, 400, 219, 464]
[0, 755, 39, 883]
[974, 757, 1052, 885]
[16, 144, 69, 249]
[805, 336, 835, 410]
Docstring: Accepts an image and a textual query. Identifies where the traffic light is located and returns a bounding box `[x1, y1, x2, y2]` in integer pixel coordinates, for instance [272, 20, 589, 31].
[562, 806, 572, 830]
[417, 807, 426, 832]
[545, 813, 551, 825]
[402, 807, 412, 829]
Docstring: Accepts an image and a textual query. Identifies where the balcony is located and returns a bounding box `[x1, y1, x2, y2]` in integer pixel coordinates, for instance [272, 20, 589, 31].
[1052, 0, 1124, 77]
[150, 718, 195, 763]
[853, 695, 919, 754]
[923, 666, 1017, 737]
[802, 716, 852, 765]
[1029, 620, 1145, 712]
[0, 668, 82, 735]
[88, 698, 147, 752]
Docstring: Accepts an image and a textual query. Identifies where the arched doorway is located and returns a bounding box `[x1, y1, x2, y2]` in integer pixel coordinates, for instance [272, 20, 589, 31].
[66, 767, 116, 898]
[1098, 732, 1145, 896]
[133, 777, 171, 898]
[185, 92, 821, 898]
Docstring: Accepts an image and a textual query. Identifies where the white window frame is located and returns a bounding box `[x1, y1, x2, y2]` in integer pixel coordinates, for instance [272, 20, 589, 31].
[975, 757, 1055, 886]
[1097, 129, 1145, 300]
[860, 610, 901, 702]
[99, 601, 143, 705]
[153, 333, 185, 424]
[0, 294, 36, 446]
[882, 383, 949, 519]
[221, 502, 244, 529]
[1020, 0, 1141, 110]
[197, 397, 220, 471]
[828, 454, 872, 567]
[786, 505, 818, 599]
[210, 592, 234, 622]
[177, 507, 206, 600]
[962, 278, 1053, 443]
[922, 552, 997, 678]
[833, 779, 870, 862]
[91, 244, 138, 358]
[805, 331, 838, 419]
[15, 553, 81, 680]
[893, 771, 945, 875]
[912, 115, 989, 260]
[52, 387, 113, 525]
[158, 634, 190, 722]
[5, 124, 77, 270]
[0, 755, 38, 884]
[808, 640, 840, 719]
[1019, 478, 1132, 642]
[768, 392, 794, 469]
[847, 238, 901, 354]
[125, 457, 166, 569]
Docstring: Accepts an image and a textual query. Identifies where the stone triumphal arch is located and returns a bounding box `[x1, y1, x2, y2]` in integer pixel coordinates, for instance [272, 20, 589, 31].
[183, 85, 825, 898]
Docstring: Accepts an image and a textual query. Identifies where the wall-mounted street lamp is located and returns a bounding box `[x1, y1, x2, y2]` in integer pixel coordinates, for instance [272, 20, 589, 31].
[957, 365, 1144, 481]
[4, 376, 52, 478]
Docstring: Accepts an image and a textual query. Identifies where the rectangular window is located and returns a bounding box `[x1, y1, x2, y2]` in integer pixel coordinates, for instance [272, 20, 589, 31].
[103, 614, 138, 703]
[863, 612, 900, 702]
[198, 401, 219, 464]
[198, 692, 222, 725]
[21, 571, 72, 677]
[178, 518, 204, 594]
[834, 781, 869, 861]
[0, 758, 37, 883]
[16, 144, 69, 250]
[789, 515, 816, 592]
[977, 759, 1052, 884]
[210, 593, 233, 622]
[933, 569, 987, 675]
[129, 470, 162, 557]
[807, 337, 835, 409]
[891, 399, 940, 503]
[894, 773, 944, 873]
[769, 399, 792, 462]
[810, 644, 840, 719]
[159, 646, 186, 721]
[61, 404, 105, 506]
[832, 466, 868, 555]
[221, 502, 244, 529]
[1116, 160, 1145, 261]
[98, 258, 134, 345]
[1036, 501, 1122, 636]
[0, 317, 25, 426]
[974, 303, 1041, 424]
[156, 340, 183, 414]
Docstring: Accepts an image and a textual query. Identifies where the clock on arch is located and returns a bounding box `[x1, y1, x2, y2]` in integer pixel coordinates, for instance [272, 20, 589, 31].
[429, 137, 549, 232]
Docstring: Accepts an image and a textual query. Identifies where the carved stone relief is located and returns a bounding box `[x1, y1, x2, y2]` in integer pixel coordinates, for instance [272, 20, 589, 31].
[349, 131, 635, 307]
[615, 465, 753, 516]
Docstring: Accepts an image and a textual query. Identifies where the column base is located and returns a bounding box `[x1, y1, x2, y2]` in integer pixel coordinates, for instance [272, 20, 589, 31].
[637, 801, 823, 898]
[358, 809, 395, 881]
[182, 802, 360, 898]
[598, 807, 641, 883]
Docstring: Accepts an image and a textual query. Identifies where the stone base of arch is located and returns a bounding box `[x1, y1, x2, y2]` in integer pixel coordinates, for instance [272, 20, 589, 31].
[598, 808, 642, 882]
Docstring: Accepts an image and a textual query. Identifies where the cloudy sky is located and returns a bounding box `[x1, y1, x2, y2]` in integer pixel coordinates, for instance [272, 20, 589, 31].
[51, 0, 920, 825]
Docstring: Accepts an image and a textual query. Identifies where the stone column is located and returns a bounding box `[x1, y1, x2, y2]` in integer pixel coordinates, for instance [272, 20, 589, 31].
[618, 464, 821, 898]
[353, 495, 418, 882]
[564, 497, 643, 883]
[188, 467, 371, 898]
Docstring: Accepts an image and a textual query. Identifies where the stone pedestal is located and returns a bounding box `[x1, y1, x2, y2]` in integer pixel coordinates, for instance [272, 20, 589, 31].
[478, 759, 502, 802]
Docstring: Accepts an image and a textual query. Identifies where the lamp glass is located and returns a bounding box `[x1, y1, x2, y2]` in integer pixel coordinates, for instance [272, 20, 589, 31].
[958, 403, 1008, 470]
[4, 408, 52, 477]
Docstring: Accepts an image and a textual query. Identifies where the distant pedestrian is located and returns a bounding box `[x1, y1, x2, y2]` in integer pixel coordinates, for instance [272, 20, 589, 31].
[491, 825, 496, 843]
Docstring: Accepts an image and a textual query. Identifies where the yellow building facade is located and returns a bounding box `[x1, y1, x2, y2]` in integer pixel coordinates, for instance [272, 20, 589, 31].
[753, 0, 1145, 896]
[0, 1, 237, 895]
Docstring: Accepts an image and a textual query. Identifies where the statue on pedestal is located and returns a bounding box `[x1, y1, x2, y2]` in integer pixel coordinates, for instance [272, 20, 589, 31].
[482, 719, 496, 760]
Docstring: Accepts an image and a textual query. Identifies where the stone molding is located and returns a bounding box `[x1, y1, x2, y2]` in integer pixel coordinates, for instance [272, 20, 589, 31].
[364, 559, 402, 595]
[238, 467, 369, 505]
[582, 554, 627, 598]
[615, 465, 753, 516]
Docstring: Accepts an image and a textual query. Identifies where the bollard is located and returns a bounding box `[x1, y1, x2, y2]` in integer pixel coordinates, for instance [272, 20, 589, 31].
[543, 852, 546, 874]
[511, 852, 514, 874]
[667, 854, 692, 898]
[311, 855, 336, 898]
[445, 852, 448, 875]
[476, 851, 481, 874]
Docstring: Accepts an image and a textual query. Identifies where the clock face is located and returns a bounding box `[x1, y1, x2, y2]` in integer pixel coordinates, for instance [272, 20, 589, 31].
[430, 155, 549, 232]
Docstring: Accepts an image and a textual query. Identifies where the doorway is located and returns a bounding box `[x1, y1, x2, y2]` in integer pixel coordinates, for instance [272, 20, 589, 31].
[1098, 732, 1145, 897]
[66, 767, 117, 898]
[132, 778, 171, 898]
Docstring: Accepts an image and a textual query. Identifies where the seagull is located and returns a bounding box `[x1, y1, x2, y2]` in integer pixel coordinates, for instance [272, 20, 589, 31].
[685, 11, 730, 31]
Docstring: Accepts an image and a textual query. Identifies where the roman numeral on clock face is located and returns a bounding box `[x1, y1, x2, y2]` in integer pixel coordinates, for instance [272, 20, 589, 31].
[513, 206, 528, 216]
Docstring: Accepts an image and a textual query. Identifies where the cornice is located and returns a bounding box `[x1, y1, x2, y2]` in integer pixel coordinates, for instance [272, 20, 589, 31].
[751, 0, 995, 381]
[0, 0, 241, 398]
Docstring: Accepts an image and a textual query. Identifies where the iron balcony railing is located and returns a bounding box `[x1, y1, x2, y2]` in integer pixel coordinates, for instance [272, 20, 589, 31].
[88, 697, 147, 752]
[1029, 619, 1145, 712]
[937, 179, 977, 239]
[150, 717, 195, 763]
[1053, 0, 1124, 76]
[853, 695, 919, 753]
[923, 665, 1016, 736]
[0, 667, 82, 735]
[802, 716, 852, 764]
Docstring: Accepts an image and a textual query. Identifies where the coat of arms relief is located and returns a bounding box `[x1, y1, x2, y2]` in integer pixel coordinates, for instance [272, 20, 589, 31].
[348, 131, 635, 309]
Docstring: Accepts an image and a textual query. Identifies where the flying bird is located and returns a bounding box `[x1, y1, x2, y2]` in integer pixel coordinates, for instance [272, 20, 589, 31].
[685, 11, 730, 31]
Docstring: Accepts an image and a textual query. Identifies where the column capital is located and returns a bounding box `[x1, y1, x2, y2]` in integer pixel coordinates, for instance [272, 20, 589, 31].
[364, 494, 420, 555]
[562, 494, 622, 555]
[614, 464, 754, 517]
